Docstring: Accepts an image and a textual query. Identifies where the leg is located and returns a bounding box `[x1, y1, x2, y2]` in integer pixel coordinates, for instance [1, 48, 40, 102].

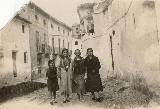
[91, 92, 96, 100]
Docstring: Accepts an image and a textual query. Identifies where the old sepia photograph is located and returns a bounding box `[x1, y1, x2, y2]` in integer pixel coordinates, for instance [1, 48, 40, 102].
[0, 0, 160, 109]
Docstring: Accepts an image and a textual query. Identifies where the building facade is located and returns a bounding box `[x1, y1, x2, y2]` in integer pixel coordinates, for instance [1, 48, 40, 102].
[0, 1, 72, 87]
[80, 0, 160, 84]
[0, 15, 31, 87]
[18, 2, 72, 80]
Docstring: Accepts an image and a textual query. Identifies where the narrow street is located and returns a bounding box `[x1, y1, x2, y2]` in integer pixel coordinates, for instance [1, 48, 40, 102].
[1, 78, 160, 109]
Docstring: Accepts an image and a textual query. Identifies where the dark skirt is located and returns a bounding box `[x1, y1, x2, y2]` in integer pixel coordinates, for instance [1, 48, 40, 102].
[72, 74, 85, 94]
[85, 73, 103, 92]
[47, 77, 59, 92]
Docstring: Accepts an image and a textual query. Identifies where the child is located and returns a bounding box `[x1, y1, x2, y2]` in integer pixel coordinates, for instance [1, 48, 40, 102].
[46, 60, 59, 105]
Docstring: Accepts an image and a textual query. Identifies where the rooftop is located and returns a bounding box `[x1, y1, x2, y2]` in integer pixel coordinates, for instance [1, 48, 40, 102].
[28, 1, 71, 30]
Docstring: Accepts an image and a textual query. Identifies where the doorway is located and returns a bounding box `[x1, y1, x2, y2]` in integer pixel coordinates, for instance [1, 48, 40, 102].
[12, 51, 17, 77]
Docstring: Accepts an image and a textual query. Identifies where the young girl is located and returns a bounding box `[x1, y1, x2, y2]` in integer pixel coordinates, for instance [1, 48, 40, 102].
[57, 48, 72, 103]
[72, 49, 85, 101]
[46, 59, 59, 105]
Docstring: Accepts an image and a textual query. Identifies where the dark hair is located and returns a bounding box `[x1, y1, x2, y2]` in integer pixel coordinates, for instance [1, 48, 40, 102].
[48, 60, 54, 66]
[87, 48, 93, 52]
[74, 49, 81, 55]
[62, 48, 69, 54]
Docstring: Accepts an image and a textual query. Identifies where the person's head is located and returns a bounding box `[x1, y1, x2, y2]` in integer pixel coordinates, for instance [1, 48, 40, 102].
[74, 49, 81, 56]
[48, 61, 54, 69]
[87, 48, 93, 56]
[62, 48, 69, 57]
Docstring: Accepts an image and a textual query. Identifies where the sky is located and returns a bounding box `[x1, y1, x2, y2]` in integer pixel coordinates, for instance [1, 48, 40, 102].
[0, 0, 96, 29]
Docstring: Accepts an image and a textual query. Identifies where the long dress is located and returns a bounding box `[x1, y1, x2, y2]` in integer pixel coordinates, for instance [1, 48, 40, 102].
[72, 56, 85, 94]
[58, 57, 72, 96]
[84, 55, 103, 92]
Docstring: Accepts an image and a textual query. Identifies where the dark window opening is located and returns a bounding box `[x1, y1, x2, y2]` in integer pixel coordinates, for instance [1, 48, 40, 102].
[51, 24, 53, 28]
[75, 41, 78, 45]
[22, 25, 25, 33]
[42, 44, 45, 53]
[63, 40, 65, 48]
[35, 15, 38, 21]
[43, 19, 46, 25]
[24, 52, 27, 63]
[58, 39, 61, 54]
[58, 27, 60, 31]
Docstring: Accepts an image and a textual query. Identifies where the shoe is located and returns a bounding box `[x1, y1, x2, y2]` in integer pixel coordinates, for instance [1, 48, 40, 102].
[92, 97, 96, 101]
[50, 101, 53, 105]
[66, 99, 70, 102]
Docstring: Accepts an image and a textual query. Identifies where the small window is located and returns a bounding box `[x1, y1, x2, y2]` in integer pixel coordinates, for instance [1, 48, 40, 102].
[63, 40, 65, 48]
[75, 41, 78, 45]
[35, 15, 38, 21]
[22, 24, 25, 33]
[43, 19, 46, 25]
[76, 28, 79, 30]
[58, 27, 60, 31]
[51, 24, 53, 28]
[24, 52, 27, 63]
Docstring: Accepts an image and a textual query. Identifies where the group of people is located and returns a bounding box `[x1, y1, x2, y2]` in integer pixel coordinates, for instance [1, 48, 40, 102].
[46, 48, 103, 105]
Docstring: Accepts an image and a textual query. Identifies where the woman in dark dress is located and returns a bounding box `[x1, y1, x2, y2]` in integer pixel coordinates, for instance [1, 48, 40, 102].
[72, 49, 85, 101]
[84, 48, 103, 101]
[46, 59, 59, 104]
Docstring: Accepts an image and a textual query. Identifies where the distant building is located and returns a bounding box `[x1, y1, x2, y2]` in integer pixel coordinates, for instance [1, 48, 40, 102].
[71, 23, 82, 59]
[77, 3, 95, 36]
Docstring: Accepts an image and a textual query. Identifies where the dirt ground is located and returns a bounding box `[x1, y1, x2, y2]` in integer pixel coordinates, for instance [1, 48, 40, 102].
[0, 77, 160, 109]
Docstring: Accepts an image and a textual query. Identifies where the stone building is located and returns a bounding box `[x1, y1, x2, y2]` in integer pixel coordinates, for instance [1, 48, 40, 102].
[0, 1, 72, 87]
[18, 2, 72, 80]
[80, 0, 160, 84]
[77, 3, 95, 36]
[0, 14, 31, 87]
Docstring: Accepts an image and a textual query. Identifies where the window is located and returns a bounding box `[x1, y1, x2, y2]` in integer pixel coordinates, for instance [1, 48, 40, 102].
[35, 15, 38, 21]
[22, 24, 25, 33]
[58, 39, 61, 54]
[58, 27, 60, 31]
[63, 40, 65, 48]
[36, 31, 39, 51]
[0, 56, 4, 65]
[68, 42, 69, 50]
[75, 41, 78, 45]
[42, 44, 45, 53]
[51, 24, 53, 29]
[24, 52, 27, 63]
[52, 38, 55, 52]
[133, 13, 136, 29]
[63, 30, 65, 34]
[43, 19, 46, 25]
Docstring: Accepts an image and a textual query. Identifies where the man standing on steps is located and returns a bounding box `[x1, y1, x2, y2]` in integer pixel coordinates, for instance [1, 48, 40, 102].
[84, 48, 103, 102]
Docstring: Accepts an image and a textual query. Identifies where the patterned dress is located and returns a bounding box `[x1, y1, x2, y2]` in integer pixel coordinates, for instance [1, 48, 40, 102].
[72, 56, 85, 94]
[58, 57, 72, 95]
